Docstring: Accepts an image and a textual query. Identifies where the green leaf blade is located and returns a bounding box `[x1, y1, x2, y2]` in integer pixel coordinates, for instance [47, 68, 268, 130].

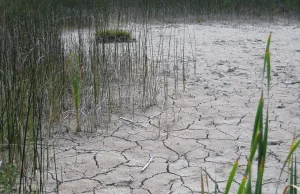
[225, 158, 239, 194]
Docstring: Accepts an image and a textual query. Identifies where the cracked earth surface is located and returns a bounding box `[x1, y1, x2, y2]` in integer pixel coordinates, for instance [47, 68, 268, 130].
[46, 21, 300, 193]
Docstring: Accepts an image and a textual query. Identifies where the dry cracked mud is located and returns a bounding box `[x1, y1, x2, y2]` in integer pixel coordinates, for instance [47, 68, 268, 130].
[45, 20, 300, 193]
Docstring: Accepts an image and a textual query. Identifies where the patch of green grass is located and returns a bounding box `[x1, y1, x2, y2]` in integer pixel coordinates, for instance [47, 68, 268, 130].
[96, 29, 134, 43]
[0, 164, 18, 193]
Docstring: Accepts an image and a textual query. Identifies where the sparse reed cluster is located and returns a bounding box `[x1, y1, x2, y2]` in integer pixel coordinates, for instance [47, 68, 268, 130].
[0, 1, 187, 192]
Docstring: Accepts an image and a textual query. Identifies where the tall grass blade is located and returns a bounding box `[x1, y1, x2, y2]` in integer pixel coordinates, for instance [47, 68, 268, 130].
[288, 133, 296, 173]
[294, 156, 297, 194]
[225, 157, 239, 194]
[237, 176, 247, 194]
[276, 140, 300, 193]
[238, 33, 272, 194]
[289, 135, 297, 194]
[255, 159, 265, 194]
[239, 132, 261, 193]
[290, 154, 294, 194]
[251, 93, 263, 146]
[245, 170, 252, 194]
[255, 110, 270, 193]
[266, 47, 271, 93]
[262, 33, 272, 84]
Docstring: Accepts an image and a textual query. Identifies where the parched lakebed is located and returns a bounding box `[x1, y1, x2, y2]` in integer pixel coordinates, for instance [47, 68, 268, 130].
[45, 21, 300, 194]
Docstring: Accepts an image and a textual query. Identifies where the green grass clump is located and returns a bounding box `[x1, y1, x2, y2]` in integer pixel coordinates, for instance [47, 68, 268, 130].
[96, 29, 134, 43]
[0, 164, 18, 193]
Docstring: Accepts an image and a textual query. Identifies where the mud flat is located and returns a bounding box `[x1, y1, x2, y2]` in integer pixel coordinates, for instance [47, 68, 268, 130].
[45, 20, 300, 193]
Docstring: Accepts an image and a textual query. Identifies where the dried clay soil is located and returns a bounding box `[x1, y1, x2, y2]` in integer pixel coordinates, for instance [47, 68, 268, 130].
[46, 20, 300, 194]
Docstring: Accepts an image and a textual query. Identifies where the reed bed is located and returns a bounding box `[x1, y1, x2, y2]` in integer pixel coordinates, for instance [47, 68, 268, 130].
[0, 2, 178, 192]
[0, 9, 66, 192]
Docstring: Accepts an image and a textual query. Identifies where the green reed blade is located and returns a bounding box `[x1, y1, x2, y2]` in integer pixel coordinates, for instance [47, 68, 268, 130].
[276, 140, 300, 193]
[262, 33, 272, 84]
[251, 93, 263, 146]
[290, 154, 294, 194]
[253, 93, 264, 193]
[225, 157, 239, 194]
[262, 112, 269, 161]
[294, 156, 297, 194]
[257, 120, 264, 190]
[252, 33, 272, 194]
[255, 157, 265, 194]
[237, 176, 247, 194]
[255, 110, 269, 193]
[266, 48, 271, 92]
[245, 171, 252, 194]
[239, 132, 260, 193]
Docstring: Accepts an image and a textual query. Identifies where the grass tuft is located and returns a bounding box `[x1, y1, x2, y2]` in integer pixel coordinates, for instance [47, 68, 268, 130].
[0, 164, 18, 193]
[96, 29, 134, 43]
